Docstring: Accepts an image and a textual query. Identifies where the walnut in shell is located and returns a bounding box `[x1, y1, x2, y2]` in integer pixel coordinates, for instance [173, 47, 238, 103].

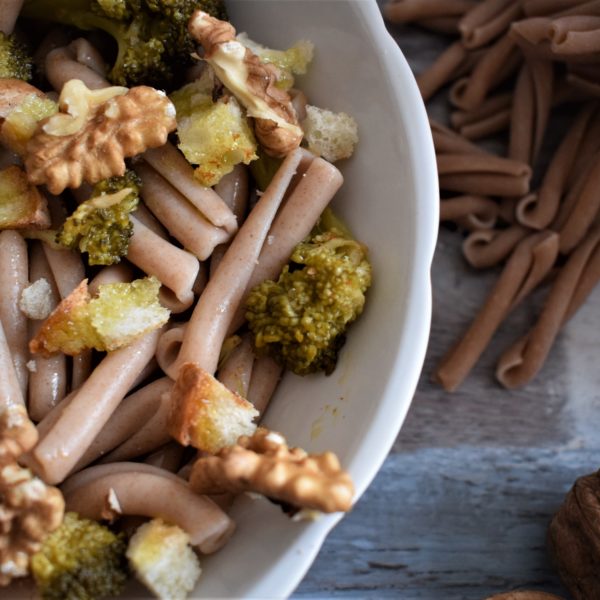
[188, 11, 303, 157]
[548, 471, 600, 600]
[24, 80, 176, 194]
[189, 427, 354, 513]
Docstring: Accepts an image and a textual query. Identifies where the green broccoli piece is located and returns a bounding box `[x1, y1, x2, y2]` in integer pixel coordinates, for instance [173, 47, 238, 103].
[56, 171, 141, 265]
[0, 31, 33, 81]
[245, 208, 372, 376]
[30, 512, 128, 600]
[21, 0, 226, 87]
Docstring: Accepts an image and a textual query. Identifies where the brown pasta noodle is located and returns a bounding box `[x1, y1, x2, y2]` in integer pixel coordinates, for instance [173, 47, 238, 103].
[523, 0, 591, 17]
[133, 202, 169, 240]
[431, 120, 487, 155]
[0, 231, 28, 396]
[462, 223, 530, 269]
[416, 16, 461, 35]
[496, 226, 600, 388]
[0, 0, 24, 34]
[417, 41, 469, 102]
[457, 108, 511, 140]
[440, 195, 499, 230]
[383, 0, 476, 23]
[451, 92, 512, 128]
[155, 323, 186, 375]
[0, 317, 25, 409]
[45, 45, 109, 92]
[217, 332, 254, 398]
[459, 0, 523, 49]
[549, 16, 600, 54]
[247, 355, 283, 416]
[435, 230, 559, 391]
[557, 0, 600, 17]
[144, 442, 186, 473]
[567, 70, 600, 97]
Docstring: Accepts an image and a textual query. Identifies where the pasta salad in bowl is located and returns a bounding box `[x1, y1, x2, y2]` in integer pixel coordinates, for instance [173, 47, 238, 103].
[0, 0, 437, 597]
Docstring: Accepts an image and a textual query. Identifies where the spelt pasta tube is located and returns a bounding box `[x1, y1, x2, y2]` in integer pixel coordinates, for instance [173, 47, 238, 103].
[459, 0, 523, 49]
[247, 355, 282, 416]
[0, 0, 24, 34]
[451, 93, 513, 139]
[27, 242, 67, 422]
[417, 41, 469, 102]
[155, 323, 186, 375]
[97, 389, 172, 464]
[450, 35, 521, 110]
[67, 38, 107, 75]
[0, 316, 24, 409]
[549, 16, 600, 55]
[463, 223, 530, 268]
[523, 0, 591, 17]
[556, 0, 600, 17]
[435, 230, 559, 391]
[133, 202, 169, 239]
[27, 328, 160, 485]
[144, 442, 185, 473]
[127, 215, 199, 307]
[227, 154, 343, 335]
[417, 17, 461, 34]
[437, 153, 532, 197]
[45, 44, 110, 92]
[167, 148, 306, 379]
[431, 120, 487, 155]
[143, 143, 237, 234]
[516, 103, 597, 229]
[135, 161, 230, 260]
[87, 264, 134, 296]
[72, 377, 173, 472]
[509, 58, 553, 165]
[217, 332, 254, 398]
[496, 226, 600, 388]
[567, 70, 600, 97]
[63, 465, 235, 553]
[0, 230, 28, 395]
[440, 195, 499, 230]
[383, 0, 476, 23]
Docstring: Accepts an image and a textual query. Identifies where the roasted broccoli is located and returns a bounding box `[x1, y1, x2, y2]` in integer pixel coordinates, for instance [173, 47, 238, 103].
[0, 32, 33, 80]
[245, 208, 372, 376]
[30, 512, 128, 600]
[57, 171, 141, 265]
[127, 518, 201, 600]
[21, 0, 227, 87]
[171, 76, 257, 186]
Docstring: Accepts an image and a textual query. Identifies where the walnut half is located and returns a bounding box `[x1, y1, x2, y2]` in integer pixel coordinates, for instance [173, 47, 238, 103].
[189, 427, 354, 513]
[25, 80, 177, 194]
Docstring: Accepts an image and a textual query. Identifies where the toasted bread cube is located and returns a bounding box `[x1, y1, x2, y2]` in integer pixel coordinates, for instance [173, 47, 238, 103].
[169, 363, 258, 454]
[301, 105, 358, 163]
[0, 165, 50, 229]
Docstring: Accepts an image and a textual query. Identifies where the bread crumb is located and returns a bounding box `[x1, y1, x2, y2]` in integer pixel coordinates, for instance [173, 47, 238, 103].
[19, 278, 54, 320]
[302, 105, 358, 162]
[26, 360, 37, 373]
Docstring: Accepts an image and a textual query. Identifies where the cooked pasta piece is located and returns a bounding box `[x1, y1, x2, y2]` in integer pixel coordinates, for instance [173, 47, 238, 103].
[459, 0, 523, 49]
[217, 332, 254, 398]
[247, 355, 282, 416]
[45, 43, 109, 92]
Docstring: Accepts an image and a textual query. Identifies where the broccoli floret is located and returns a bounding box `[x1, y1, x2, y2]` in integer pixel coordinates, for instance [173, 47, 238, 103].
[29, 276, 170, 356]
[30, 512, 128, 600]
[0, 32, 33, 81]
[127, 518, 201, 600]
[57, 171, 141, 265]
[21, 0, 226, 87]
[171, 78, 257, 186]
[245, 209, 372, 376]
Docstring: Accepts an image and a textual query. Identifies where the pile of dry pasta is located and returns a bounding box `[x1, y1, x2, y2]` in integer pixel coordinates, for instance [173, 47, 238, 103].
[384, 0, 600, 391]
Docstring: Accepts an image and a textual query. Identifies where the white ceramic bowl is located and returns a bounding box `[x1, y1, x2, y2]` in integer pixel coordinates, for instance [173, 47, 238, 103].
[194, 0, 439, 597]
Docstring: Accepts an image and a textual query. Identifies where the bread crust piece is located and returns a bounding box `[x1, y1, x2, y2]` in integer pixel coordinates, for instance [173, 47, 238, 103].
[168, 362, 258, 454]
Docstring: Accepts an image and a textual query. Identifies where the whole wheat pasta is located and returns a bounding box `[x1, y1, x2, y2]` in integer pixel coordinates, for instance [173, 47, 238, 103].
[97, 389, 172, 464]
[0, 230, 28, 395]
[417, 16, 461, 34]
[143, 143, 238, 234]
[45, 45, 110, 92]
[437, 153, 532, 197]
[64, 466, 235, 553]
[450, 35, 521, 110]
[440, 195, 499, 230]
[127, 215, 199, 307]
[0, 316, 25, 409]
[458, 108, 512, 139]
[496, 226, 600, 388]
[556, 153, 600, 254]
[549, 16, 600, 54]
[155, 323, 186, 375]
[383, 0, 476, 23]
[87, 263, 134, 296]
[463, 223, 530, 268]
[567, 70, 600, 97]
[564, 109, 600, 188]
[431, 120, 487, 154]
[27, 242, 67, 422]
[144, 442, 185, 473]
[289, 89, 308, 123]
[509, 58, 554, 165]
[247, 355, 283, 416]
[435, 230, 559, 391]
[193, 263, 208, 296]
[135, 161, 230, 260]
[516, 103, 597, 229]
[217, 332, 254, 398]
[42, 243, 86, 300]
[133, 202, 169, 239]
[0, 0, 23, 34]
[556, 0, 600, 17]
[227, 154, 343, 335]
[67, 38, 107, 75]
[167, 148, 306, 379]
[523, 0, 590, 17]
[27, 328, 160, 485]
[417, 41, 469, 102]
[459, 0, 522, 49]
[451, 92, 512, 129]
[72, 377, 173, 472]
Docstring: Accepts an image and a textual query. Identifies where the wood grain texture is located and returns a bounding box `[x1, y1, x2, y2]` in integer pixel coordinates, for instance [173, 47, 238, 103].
[295, 6, 600, 599]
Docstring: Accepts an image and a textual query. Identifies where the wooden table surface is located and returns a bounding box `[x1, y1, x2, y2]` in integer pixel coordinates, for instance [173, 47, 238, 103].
[295, 6, 599, 599]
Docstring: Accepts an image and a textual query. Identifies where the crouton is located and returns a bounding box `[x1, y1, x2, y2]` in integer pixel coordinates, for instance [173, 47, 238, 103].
[168, 363, 258, 454]
[0, 165, 50, 229]
[302, 105, 358, 162]
[127, 519, 201, 600]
